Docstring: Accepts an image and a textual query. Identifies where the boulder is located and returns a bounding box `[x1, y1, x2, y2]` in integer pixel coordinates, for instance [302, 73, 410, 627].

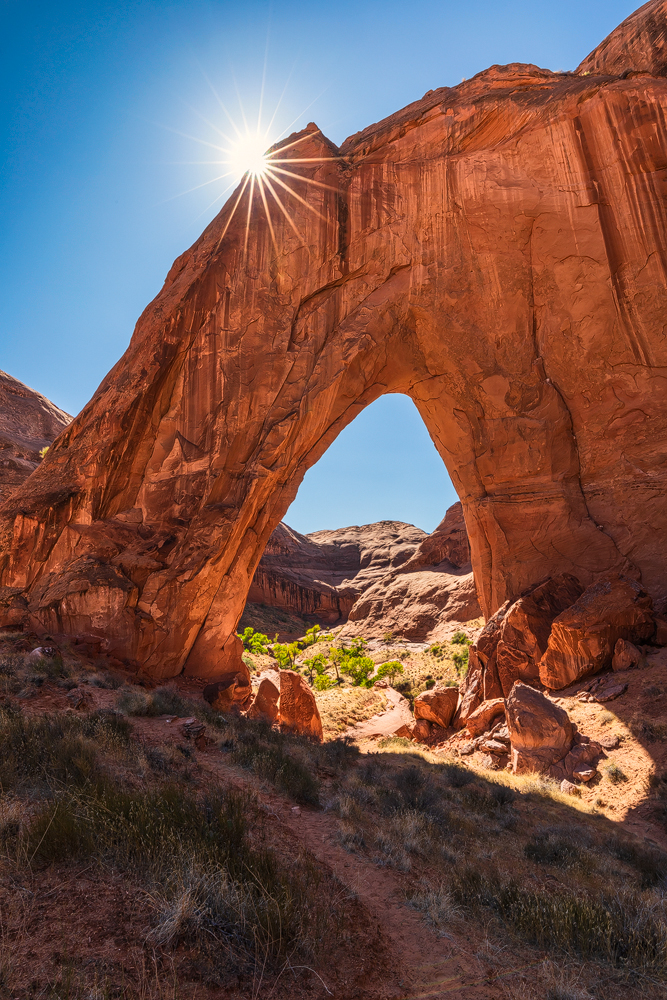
[539, 575, 654, 690]
[495, 575, 584, 696]
[506, 682, 574, 774]
[246, 676, 280, 723]
[203, 671, 252, 712]
[411, 718, 432, 742]
[413, 687, 459, 728]
[465, 697, 506, 737]
[25, 646, 64, 672]
[560, 779, 581, 796]
[278, 670, 323, 741]
[612, 638, 645, 671]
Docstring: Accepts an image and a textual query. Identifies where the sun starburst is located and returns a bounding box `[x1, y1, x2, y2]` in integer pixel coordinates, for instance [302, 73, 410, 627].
[162, 73, 343, 260]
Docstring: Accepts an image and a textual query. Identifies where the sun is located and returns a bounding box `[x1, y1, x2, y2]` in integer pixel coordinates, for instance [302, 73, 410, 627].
[228, 131, 270, 180]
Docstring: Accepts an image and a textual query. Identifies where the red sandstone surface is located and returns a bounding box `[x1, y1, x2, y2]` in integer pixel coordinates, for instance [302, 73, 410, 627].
[0, 371, 71, 504]
[3, 4, 667, 678]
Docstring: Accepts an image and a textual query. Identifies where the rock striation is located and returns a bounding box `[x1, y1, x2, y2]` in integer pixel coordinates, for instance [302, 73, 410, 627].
[247, 519, 425, 623]
[339, 502, 481, 641]
[539, 575, 655, 689]
[0, 371, 71, 504]
[3, 5, 667, 677]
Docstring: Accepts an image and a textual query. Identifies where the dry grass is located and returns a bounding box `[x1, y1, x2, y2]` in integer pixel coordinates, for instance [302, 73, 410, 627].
[315, 686, 387, 735]
[328, 749, 667, 993]
[0, 701, 351, 998]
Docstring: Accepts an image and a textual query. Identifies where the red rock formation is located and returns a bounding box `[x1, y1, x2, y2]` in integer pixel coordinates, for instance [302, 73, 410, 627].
[539, 574, 655, 689]
[2, 5, 667, 677]
[339, 502, 482, 641]
[278, 670, 323, 740]
[413, 686, 459, 728]
[247, 519, 424, 623]
[0, 371, 71, 504]
[494, 575, 584, 696]
[247, 676, 280, 723]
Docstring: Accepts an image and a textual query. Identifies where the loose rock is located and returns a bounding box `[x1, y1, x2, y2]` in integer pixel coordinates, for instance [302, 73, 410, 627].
[279, 670, 323, 741]
[612, 638, 644, 671]
[413, 687, 458, 728]
[506, 681, 574, 774]
[466, 698, 506, 737]
[560, 779, 581, 796]
[539, 575, 654, 690]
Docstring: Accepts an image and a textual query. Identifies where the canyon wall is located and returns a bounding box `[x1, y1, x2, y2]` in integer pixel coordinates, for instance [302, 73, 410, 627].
[2, 4, 667, 678]
[247, 519, 424, 623]
[0, 371, 71, 505]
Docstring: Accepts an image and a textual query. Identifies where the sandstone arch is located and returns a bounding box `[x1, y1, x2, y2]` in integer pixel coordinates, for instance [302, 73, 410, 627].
[3, 3, 667, 679]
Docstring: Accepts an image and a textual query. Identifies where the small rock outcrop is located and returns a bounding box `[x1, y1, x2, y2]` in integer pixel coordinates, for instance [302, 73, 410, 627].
[248, 503, 481, 643]
[495, 575, 584, 696]
[465, 698, 506, 737]
[539, 575, 655, 690]
[247, 676, 280, 723]
[413, 687, 459, 728]
[0, 370, 71, 504]
[203, 667, 252, 711]
[340, 503, 481, 642]
[506, 682, 574, 774]
[278, 670, 323, 741]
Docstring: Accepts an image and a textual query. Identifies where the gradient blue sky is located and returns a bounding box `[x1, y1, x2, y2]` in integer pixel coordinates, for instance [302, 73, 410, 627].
[1, 1, 637, 532]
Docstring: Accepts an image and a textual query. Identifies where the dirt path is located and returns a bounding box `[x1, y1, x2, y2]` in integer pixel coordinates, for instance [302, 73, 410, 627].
[195, 749, 513, 1000]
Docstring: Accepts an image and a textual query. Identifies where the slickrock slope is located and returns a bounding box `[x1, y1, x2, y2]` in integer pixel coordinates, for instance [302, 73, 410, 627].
[3, 3, 667, 678]
[0, 371, 71, 504]
[340, 502, 482, 641]
[247, 520, 424, 623]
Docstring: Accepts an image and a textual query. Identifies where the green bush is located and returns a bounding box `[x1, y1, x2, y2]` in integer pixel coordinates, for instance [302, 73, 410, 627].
[237, 626, 270, 655]
[375, 661, 404, 686]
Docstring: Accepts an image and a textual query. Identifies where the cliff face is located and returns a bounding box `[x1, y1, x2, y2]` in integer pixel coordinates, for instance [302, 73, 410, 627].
[3, 4, 667, 678]
[247, 520, 424, 623]
[340, 503, 482, 641]
[246, 509, 480, 639]
[0, 372, 71, 504]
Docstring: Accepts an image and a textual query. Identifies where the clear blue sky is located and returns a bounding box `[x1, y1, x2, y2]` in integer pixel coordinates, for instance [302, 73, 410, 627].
[1, 1, 637, 533]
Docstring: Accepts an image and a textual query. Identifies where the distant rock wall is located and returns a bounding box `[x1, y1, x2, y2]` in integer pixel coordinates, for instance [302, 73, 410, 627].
[0, 371, 71, 504]
[248, 503, 482, 641]
[247, 520, 425, 623]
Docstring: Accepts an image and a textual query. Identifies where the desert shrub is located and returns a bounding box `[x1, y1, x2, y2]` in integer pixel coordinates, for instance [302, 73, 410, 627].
[451, 631, 469, 645]
[603, 836, 667, 889]
[116, 684, 198, 718]
[524, 832, 581, 869]
[24, 783, 335, 974]
[237, 626, 270, 655]
[314, 673, 333, 690]
[227, 720, 320, 805]
[605, 762, 629, 784]
[0, 705, 129, 792]
[450, 865, 667, 974]
[632, 718, 667, 742]
[406, 880, 462, 933]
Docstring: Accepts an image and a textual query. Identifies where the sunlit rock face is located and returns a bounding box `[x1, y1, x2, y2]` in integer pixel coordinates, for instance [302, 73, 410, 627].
[3, 3, 667, 677]
[247, 520, 425, 624]
[0, 371, 71, 505]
